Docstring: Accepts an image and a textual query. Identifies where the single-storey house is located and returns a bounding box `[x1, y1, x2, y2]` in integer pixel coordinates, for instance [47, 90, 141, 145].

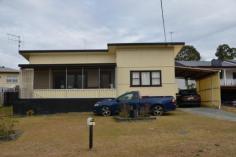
[14, 42, 222, 114]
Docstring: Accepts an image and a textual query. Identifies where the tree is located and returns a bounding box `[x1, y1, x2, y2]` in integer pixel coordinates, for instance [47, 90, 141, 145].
[175, 45, 201, 61]
[215, 44, 235, 60]
[232, 48, 236, 57]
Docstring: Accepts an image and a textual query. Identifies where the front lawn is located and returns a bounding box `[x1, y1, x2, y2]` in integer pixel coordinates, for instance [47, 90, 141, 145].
[0, 110, 236, 157]
[0, 106, 13, 116]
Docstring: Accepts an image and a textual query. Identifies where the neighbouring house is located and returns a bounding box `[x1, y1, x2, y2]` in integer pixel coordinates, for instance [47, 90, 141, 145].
[0, 66, 19, 91]
[14, 42, 222, 114]
[0, 66, 19, 105]
[176, 60, 236, 105]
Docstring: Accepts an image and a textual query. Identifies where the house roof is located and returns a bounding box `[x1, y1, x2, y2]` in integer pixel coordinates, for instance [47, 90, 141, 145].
[107, 42, 185, 47]
[19, 42, 185, 60]
[19, 49, 108, 54]
[19, 42, 185, 54]
[0, 66, 19, 73]
[176, 61, 211, 67]
[19, 63, 116, 68]
[226, 60, 236, 64]
[176, 60, 236, 68]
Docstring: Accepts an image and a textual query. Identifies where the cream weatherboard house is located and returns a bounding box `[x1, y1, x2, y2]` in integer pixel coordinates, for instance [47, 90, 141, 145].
[15, 42, 183, 114]
[14, 42, 221, 114]
[0, 66, 19, 105]
[0, 66, 19, 90]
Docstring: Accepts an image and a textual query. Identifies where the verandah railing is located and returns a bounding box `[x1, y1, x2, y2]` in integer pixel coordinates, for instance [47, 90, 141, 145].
[220, 79, 236, 86]
[33, 88, 117, 99]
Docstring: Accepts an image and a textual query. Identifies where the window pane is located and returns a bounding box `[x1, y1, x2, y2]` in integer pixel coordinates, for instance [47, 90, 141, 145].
[141, 72, 150, 85]
[53, 70, 66, 89]
[152, 72, 160, 78]
[67, 69, 82, 89]
[118, 93, 134, 101]
[100, 69, 114, 88]
[77, 74, 83, 88]
[6, 76, 18, 83]
[84, 68, 99, 88]
[132, 72, 139, 78]
[152, 78, 160, 85]
[132, 72, 140, 86]
[132, 78, 140, 85]
[67, 75, 75, 89]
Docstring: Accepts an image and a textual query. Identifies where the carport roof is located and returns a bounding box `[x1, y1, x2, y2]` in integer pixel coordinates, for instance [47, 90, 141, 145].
[176, 60, 236, 68]
[175, 66, 220, 79]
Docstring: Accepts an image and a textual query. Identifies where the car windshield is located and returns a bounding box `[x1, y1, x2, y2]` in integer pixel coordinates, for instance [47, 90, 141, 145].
[179, 90, 197, 95]
[117, 92, 139, 101]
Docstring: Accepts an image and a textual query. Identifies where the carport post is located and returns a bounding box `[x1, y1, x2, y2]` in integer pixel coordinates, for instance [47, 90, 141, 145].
[218, 72, 222, 110]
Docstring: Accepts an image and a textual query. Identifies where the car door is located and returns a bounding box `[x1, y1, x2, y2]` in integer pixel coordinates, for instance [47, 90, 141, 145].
[117, 92, 140, 110]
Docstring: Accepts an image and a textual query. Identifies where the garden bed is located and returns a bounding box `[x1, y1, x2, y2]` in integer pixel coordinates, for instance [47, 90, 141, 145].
[114, 116, 156, 121]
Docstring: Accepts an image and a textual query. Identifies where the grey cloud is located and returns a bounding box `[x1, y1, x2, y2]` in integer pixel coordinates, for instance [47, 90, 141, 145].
[0, 0, 236, 68]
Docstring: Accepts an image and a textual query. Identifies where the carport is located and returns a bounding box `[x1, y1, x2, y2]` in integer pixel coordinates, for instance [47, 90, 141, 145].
[175, 66, 221, 108]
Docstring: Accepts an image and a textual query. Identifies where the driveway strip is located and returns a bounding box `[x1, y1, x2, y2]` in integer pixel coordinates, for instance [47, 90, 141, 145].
[179, 107, 236, 122]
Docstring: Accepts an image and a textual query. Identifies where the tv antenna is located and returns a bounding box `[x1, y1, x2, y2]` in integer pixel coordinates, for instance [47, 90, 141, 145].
[169, 31, 174, 42]
[7, 33, 22, 50]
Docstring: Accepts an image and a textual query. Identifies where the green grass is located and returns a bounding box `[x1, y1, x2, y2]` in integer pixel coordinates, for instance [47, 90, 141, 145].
[0, 110, 236, 157]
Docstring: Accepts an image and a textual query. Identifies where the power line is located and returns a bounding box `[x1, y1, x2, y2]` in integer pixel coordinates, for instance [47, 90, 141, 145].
[160, 0, 167, 42]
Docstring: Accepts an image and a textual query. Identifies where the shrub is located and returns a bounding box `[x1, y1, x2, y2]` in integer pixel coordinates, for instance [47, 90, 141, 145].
[0, 116, 17, 140]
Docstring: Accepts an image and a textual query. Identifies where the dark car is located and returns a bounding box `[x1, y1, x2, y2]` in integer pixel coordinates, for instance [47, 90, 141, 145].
[177, 89, 201, 107]
[93, 91, 176, 116]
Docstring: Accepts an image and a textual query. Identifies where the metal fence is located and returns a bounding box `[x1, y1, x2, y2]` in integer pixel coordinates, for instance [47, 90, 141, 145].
[0, 88, 18, 106]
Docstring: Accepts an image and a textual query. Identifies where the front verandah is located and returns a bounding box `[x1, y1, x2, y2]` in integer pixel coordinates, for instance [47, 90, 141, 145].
[19, 64, 117, 99]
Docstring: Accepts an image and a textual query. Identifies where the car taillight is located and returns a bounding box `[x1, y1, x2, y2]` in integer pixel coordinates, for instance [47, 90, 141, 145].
[172, 98, 176, 105]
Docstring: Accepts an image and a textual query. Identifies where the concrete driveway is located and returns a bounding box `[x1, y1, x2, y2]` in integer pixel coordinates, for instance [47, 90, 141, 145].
[179, 107, 236, 122]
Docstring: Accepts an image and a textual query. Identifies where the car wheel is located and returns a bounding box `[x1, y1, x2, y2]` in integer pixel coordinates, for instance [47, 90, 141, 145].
[152, 105, 164, 116]
[101, 106, 111, 116]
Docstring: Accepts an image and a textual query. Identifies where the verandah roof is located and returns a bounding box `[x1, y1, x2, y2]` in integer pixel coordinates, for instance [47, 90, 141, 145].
[18, 63, 116, 69]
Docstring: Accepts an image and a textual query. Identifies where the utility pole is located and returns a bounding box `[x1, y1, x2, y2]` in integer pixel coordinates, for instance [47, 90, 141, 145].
[7, 33, 22, 50]
[160, 0, 167, 42]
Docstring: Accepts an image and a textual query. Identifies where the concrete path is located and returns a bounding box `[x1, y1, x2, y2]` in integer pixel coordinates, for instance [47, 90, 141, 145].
[179, 107, 236, 122]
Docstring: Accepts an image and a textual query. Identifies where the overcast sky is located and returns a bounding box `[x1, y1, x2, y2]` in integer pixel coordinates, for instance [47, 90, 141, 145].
[0, 0, 236, 68]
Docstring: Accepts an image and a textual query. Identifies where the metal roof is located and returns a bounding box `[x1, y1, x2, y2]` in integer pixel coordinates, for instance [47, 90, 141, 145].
[175, 66, 219, 79]
[0, 66, 19, 73]
[176, 60, 236, 68]
[176, 61, 211, 67]
[19, 42, 185, 54]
